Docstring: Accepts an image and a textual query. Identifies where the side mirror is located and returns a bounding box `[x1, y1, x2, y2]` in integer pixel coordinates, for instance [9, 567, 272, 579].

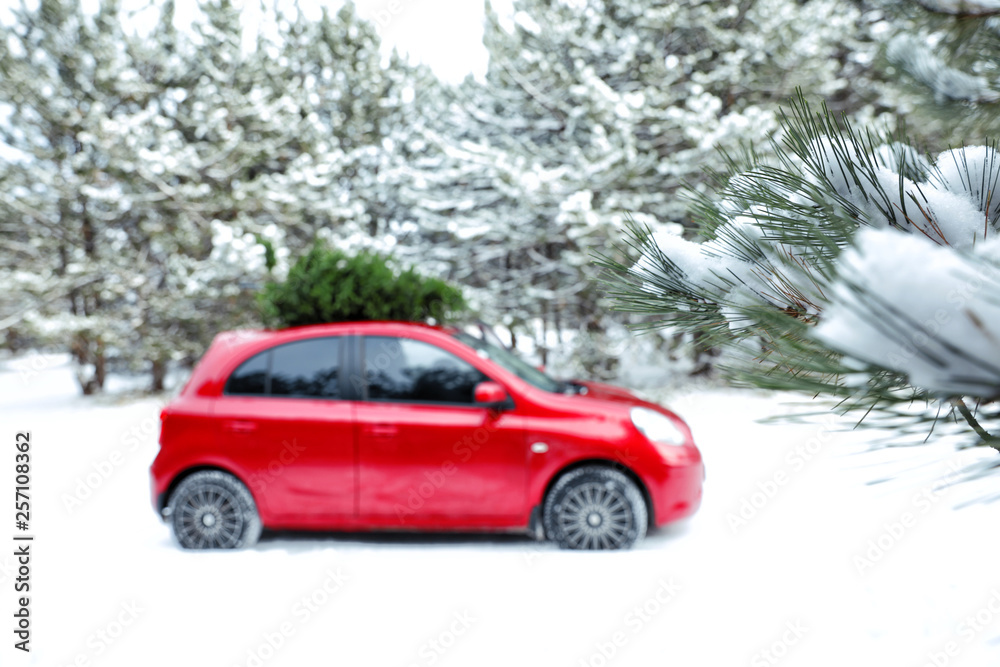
[474, 381, 508, 406]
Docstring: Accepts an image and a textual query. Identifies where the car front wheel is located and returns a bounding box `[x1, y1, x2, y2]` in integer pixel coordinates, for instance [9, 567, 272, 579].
[169, 470, 261, 550]
[542, 465, 648, 550]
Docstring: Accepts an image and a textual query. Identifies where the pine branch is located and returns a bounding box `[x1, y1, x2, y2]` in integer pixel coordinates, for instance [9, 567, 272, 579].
[911, 0, 1000, 17]
[953, 397, 1000, 452]
[603, 89, 1000, 453]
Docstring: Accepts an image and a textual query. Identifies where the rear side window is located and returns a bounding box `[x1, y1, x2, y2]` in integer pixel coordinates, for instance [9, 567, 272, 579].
[226, 350, 269, 395]
[225, 337, 341, 399]
[363, 336, 488, 404]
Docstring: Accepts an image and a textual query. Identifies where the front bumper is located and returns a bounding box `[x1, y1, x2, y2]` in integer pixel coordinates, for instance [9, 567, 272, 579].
[648, 459, 704, 527]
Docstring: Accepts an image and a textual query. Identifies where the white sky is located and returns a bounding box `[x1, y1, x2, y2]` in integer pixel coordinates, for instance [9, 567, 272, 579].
[30, 0, 510, 83]
[351, 0, 501, 83]
[239, 0, 511, 83]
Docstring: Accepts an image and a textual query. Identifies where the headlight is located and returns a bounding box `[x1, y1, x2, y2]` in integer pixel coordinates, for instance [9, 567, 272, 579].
[630, 407, 686, 447]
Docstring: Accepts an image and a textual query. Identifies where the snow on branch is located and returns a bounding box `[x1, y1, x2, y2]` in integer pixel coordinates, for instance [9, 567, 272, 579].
[628, 112, 1000, 406]
[632, 138, 1000, 331]
[815, 228, 1000, 399]
[911, 0, 1000, 16]
[887, 34, 1000, 104]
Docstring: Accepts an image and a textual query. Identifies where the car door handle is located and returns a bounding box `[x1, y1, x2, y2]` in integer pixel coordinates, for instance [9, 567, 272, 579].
[223, 420, 257, 434]
[365, 423, 398, 437]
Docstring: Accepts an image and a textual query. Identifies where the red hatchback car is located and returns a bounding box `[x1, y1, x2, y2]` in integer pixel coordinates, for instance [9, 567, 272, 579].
[151, 321, 703, 550]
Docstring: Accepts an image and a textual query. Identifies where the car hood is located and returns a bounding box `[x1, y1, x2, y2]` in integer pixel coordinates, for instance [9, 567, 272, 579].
[564, 380, 691, 444]
[571, 380, 647, 406]
[518, 377, 681, 423]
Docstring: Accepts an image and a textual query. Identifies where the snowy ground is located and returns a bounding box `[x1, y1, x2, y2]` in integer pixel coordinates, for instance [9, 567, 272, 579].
[3, 353, 1000, 667]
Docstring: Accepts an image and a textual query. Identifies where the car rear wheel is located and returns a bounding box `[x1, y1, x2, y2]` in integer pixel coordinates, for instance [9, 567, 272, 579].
[169, 471, 261, 550]
[543, 466, 647, 550]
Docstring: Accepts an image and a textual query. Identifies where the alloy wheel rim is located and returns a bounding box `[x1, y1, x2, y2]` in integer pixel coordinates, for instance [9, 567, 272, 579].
[555, 481, 633, 549]
[177, 485, 244, 548]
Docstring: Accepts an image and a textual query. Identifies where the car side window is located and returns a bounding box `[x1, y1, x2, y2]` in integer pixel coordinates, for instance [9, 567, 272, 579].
[363, 336, 488, 404]
[271, 338, 341, 398]
[225, 337, 341, 399]
[226, 350, 270, 395]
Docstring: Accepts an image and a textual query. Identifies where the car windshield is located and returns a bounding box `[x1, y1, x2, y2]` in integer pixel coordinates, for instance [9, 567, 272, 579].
[453, 332, 563, 393]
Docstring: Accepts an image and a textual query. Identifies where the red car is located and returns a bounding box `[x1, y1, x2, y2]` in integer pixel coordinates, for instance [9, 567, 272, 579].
[151, 321, 703, 550]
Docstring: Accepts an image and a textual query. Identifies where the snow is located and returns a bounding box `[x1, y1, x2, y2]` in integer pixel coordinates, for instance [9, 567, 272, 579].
[636, 215, 814, 324]
[799, 138, 992, 249]
[933, 146, 1000, 224]
[887, 34, 999, 104]
[3, 354, 1000, 667]
[816, 227, 1000, 398]
[873, 141, 931, 177]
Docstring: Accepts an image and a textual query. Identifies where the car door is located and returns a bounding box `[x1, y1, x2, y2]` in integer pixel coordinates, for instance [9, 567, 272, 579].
[356, 335, 527, 527]
[218, 335, 356, 522]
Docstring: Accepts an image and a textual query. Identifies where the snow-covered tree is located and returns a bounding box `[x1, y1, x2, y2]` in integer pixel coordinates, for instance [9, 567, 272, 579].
[0, 0, 290, 391]
[401, 0, 903, 368]
[238, 2, 420, 250]
[0, 0, 420, 392]
[606, 93, 1000, 453]
[0, 0, 159, 392]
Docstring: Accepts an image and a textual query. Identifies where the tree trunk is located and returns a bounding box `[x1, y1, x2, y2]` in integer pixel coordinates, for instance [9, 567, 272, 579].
[72, 333, 106, 395]
[151, 358, 167, 393]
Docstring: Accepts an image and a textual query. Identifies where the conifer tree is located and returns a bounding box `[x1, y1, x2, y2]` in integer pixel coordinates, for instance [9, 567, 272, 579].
[259, 245, 466, 328]
[0, 0, 420, 391]
[0, 0, 157, 392]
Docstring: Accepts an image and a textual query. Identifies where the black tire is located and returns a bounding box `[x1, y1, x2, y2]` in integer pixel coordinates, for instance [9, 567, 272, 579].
[542, 465, 648, 550]
[169, 471, 261, 550]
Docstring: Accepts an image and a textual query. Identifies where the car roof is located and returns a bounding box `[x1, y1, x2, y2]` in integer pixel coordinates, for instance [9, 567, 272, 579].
[215, 320, 451, 344]
[186, 321, 463, 397]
